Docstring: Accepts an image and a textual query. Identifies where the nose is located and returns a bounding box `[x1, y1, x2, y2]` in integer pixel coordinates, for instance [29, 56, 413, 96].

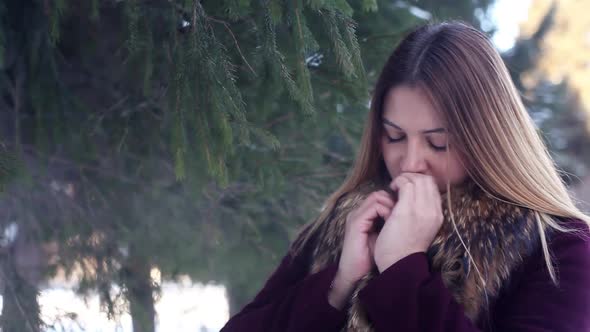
[400, 141, 428, 173]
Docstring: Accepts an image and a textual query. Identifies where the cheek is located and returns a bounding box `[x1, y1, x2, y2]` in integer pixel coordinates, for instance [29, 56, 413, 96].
[381, 142, 403, 175]
[432, 154, 468, 189]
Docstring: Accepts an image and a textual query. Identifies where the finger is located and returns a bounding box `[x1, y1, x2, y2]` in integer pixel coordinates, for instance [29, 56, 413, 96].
[352, 193, 378, 219]
[390, 173, 412, 198]
[374, 190, 396, 208]
[356, 191, 394, 215]
[362, 202, 392, 220]
[395, 172, 427, 186]
[372, 202, 393, 222]
[356, 203, 392, 234]
[413, 175, 442, 212]
[398, 173, 441, 207]
[393, 176, 415, 207]
[390, 173, 413, 191]
[353, 199, 392, 224]
[409, 177, 443, 227]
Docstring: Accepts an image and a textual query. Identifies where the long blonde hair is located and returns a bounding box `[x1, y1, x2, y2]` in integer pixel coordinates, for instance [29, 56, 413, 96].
[292, 21, 590, 284]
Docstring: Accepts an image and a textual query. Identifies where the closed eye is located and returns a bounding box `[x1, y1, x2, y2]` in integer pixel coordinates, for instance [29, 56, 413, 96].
[385, 133, 405, 143]
[385, 133, 448, 152]
[427, 134, 448, 151]
[428, 141, 447, 151]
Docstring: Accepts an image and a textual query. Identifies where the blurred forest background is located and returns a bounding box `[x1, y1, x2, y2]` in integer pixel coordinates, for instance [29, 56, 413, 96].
[0, 0, 589, 331]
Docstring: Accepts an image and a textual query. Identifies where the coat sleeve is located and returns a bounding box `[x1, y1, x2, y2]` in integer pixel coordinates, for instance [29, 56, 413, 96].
[357, 220, 590, 332]
[220, 249, 348, 332]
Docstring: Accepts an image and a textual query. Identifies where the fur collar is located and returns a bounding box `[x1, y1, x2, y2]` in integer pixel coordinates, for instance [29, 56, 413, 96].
[306, 180, 542, 330]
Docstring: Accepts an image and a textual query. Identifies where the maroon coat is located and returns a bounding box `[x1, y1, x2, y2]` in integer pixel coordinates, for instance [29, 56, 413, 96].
[221, 219, 590, 331]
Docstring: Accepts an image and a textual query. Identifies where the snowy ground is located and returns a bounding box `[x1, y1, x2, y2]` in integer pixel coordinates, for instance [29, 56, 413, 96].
[0, 281, 228, 332]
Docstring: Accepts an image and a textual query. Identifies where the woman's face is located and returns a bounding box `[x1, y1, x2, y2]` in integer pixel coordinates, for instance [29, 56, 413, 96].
[380, 85, 468, 192]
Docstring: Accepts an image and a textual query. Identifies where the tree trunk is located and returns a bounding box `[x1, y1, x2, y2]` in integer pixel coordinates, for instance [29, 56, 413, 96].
[225, 281, 251, 317]
[123, 251, 156, 332]
[0, 248, 41, 332]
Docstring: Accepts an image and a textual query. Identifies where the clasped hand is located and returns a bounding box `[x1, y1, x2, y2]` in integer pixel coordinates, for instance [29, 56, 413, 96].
[337, 172, 443, 286]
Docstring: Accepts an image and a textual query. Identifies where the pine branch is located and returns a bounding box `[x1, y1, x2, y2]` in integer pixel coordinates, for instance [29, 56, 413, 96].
[90, 0, 100, 21]
[0, 143, 22, 192]
[263, 112, 295, 128]
[11, 60, 24, 149]
[307, 0, 353, 16]
[0, 2, 5, 67]
[322, 10, 356, 79]
[3, 142, 140, 185]
[250, 126, 281, 150]
[171, 45, 187, 181]
[342, 13, 368, 88]
[47, 0, 67, 45]
[259, 0, 312, 115]
[268, 0, 283, 24]
[207, 16, 257, 76]
[225, 0, 253, 21]
[361, 0, 378, 12]
[291, 0, 315, 116]
[125, 0, 141, 54]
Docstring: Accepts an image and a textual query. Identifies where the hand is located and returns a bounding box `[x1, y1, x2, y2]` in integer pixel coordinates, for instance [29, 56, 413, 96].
[373, 173, 443, 273]
[328, 190, 395, 309]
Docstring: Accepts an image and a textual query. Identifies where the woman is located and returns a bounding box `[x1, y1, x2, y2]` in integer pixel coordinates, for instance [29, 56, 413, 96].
[221, 21, 590, 331]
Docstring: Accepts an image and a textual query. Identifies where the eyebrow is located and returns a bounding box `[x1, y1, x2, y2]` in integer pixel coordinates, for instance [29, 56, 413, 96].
[382, 117, 446, 134]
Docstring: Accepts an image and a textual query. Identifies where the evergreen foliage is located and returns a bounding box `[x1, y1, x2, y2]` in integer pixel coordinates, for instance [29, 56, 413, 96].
[8, 1, 570, 330]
